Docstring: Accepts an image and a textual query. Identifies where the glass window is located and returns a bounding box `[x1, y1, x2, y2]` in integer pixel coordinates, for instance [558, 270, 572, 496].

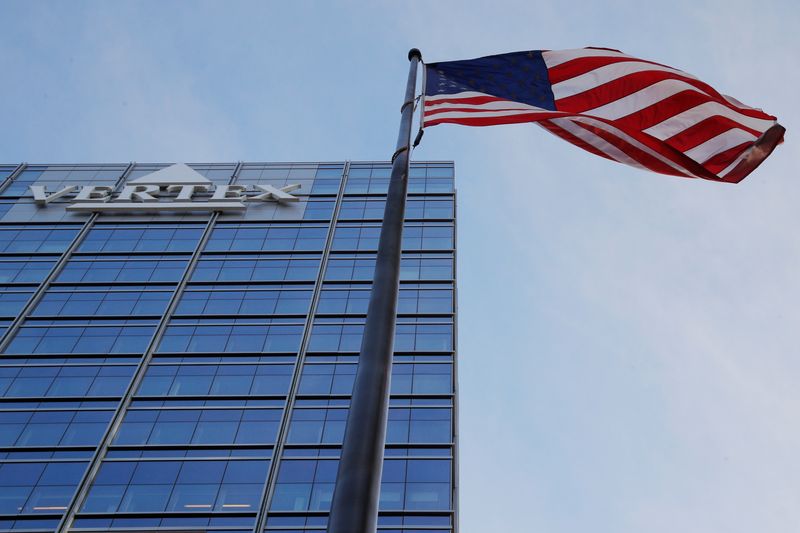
[408, 163, 455, 193]
[387, 408, 452, 444]
[395, 324, 453, 352]
[331, 223, 453, 252]
[176, 288, 312, 316]
[137, 363, 294, 397]
[316, 288, 452, 315]
[205, 224, 328, 252]
[82, 459, 269, 514]
[324, 254, 453, 281]
[0, 258, 56, 283]
[380, 459, 451, 511]
[307, 322, 452, 353]
[0, 409, 113, 447]
[302, 199, 335, 220]
[391, 363, 452, 394]
[192, 254, 320, 282]
[270, 458, 451, 512]
[3, 321, 157, 355]
[286, 408, 347, 444]
[236, 163, 343, 195]
[114, 408, 282, 446]
[270, 459, 337, 512]
[343, 165, 391, 194]
[158, 320, 303, 354]
[56, 256, 189, 283]
[338, 197, 453, 220]
[297, 363, 356, 395]
[0, 291, 34, 316]
[0, 461, 88, 515]
[307, 324, 363, 352]
[1, 165, 125, 197]
[78, 224, 204, 253]
[32, 288, 173, 317]
[0, 225, 81, 254]
[0, 364, 134, 398]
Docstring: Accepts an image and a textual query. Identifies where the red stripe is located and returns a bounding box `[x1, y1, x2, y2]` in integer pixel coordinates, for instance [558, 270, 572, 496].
[547, 56, 670, 84]
[556, 71, 712, 113]
[424, 95, 508, 107]
[424, 111, 566, 127]
[606, 90, 768, 137]
[569, 116, 723, 180]
[662, 116, 762, 153]
[702, 142, 753, 174]
[717, 124, 784, 183]
[555, 70, 776, 122]
[424, 105, 551, 117]
[570, 120, 693, 177]
[537, 120, 617, 162]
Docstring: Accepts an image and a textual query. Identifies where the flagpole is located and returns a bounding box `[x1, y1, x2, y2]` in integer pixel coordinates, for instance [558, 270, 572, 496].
[326, 48, 422, 533]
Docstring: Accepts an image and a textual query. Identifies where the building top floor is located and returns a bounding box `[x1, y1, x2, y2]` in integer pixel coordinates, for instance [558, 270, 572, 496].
[0, 161, 455, 224]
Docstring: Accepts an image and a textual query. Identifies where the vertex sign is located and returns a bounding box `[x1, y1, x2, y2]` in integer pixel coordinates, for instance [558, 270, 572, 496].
[30, 163, 300, 213]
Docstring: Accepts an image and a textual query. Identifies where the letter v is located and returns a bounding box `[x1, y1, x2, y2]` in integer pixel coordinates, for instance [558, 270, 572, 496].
[30, 185, 78, 205]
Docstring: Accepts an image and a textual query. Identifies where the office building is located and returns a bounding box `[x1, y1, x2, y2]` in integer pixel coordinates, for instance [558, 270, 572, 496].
[0, 161, 457, 533]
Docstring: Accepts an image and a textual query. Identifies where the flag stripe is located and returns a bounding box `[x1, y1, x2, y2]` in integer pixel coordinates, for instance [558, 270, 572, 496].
[536, 120, 616, 162]
[551, 61, 699, 100]
[548, 118, 651, 171]
[643, 101, 775, 140]
[541, 47, 632, 68]
[580, 79, 711, 121]
[684, 129, 758, 164]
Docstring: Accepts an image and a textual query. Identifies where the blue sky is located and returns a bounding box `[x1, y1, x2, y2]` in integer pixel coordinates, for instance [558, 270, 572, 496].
[2, 1, 799, 531]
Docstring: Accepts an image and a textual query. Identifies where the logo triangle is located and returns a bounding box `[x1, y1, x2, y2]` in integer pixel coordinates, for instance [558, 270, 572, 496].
[127, 163, 213, 186]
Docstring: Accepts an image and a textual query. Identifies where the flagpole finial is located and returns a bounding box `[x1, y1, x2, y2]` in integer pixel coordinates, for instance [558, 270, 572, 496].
[408, 48, 422, 61]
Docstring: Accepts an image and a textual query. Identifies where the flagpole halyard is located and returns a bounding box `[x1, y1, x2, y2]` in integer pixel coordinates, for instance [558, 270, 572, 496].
[326, 48, 422, 533]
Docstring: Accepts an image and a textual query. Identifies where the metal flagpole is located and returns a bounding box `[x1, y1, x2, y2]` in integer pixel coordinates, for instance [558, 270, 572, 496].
[326, 48, 422, 533]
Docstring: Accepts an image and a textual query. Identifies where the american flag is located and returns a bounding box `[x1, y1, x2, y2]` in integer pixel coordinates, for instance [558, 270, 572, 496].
[423, 48, 784, 183]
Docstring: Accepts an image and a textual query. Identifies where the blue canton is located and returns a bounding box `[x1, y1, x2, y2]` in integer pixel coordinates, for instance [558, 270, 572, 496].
[425, 50, 556, 111]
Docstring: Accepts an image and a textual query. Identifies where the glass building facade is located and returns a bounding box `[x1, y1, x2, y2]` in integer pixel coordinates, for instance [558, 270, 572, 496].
[0, 162, 457, 533]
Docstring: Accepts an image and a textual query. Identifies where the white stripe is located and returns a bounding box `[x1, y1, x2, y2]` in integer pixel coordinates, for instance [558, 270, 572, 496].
[684, 128, 757, 163]
[546, 118, 648, 170]
[570, 115, 700, 178]
[424, 108, 562, 122]
[582, 79, 711, 120]
[424, 91, 496, 102]
[551, 60, 698, 100]
[643, 101, 775, 140]
[542, 48, 633, 68]
[721, 93, 765, 113]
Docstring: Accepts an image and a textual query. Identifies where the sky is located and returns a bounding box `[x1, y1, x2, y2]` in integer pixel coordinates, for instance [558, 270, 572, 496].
[1, 1, 799, 532]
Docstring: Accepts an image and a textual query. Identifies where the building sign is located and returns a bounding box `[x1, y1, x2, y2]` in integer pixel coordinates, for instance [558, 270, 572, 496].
[30, 163, 300, 213]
